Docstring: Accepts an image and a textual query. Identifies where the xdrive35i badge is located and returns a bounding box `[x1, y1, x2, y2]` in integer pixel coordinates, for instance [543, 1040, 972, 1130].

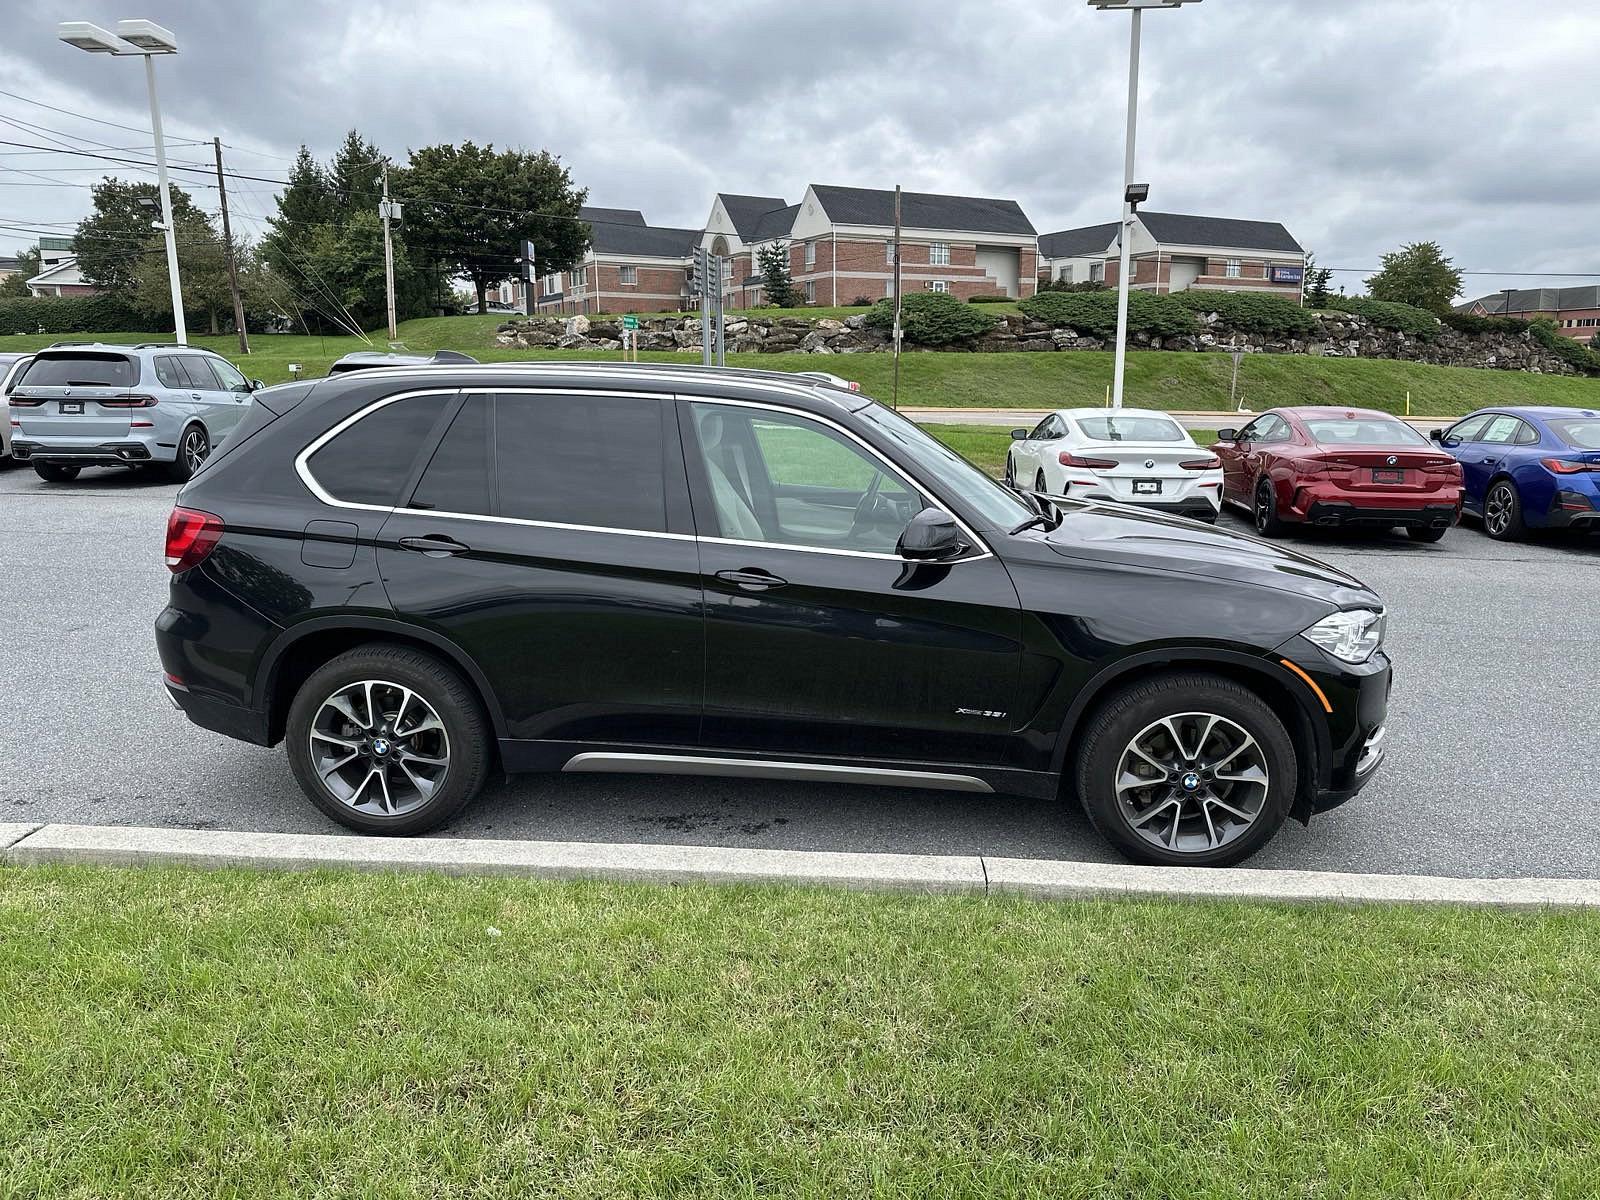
[955, 707, 1008, 719]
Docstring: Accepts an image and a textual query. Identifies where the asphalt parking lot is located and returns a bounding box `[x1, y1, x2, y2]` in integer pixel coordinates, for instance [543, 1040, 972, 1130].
[2, 463, 1595, 879]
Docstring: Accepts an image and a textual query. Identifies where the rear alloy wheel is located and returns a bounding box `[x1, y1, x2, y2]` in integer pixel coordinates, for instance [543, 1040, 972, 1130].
[33, 462, 80, 483]
[1075, 672, 1296, 867]
[1253, 478, 1288, 538]
[1035, 469, 1048, 496]
[1483, 480, 1525, 541]
[169, 425, 210, 483]
[285, 645, 492, 835]
[1004, 454, 1016, 487]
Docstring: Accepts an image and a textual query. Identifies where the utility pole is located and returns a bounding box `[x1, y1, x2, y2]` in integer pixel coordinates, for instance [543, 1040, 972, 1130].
[891, 184, 903, 410]
[212, 138, 249, 354]
[380, 164, 398, 342]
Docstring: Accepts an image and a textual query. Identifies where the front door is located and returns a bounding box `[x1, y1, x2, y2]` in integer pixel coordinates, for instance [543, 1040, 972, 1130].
[376, 389, 704, 749]
[680, 399, 1022, 766]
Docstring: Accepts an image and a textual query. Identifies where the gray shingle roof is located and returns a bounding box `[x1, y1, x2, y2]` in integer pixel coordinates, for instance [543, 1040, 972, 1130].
[1467, 285, 1600, 314]
[591, 222, 702, 259]
[580, 206, 646, 228]
[717, 194, 788, 240]
[749, 203, 800, 243]
[1134, 212, 1302, 253]
[1037, 222, 1120, 259]
[810, 185, 1035, 235]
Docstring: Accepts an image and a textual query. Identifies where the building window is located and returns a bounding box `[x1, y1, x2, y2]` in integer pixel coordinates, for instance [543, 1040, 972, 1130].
[886, 240, 896, 264]
[885, 279, 895, 297]
[929, 242, 951, 266]
[804, 280, 815, 303]
[1225, 259, 1242, 279]
[803, 241, 816, 269]
[544, 273, 559, 292]
[618, 265, 637, 286]
[570, 265, 586, 288]
[926, 280, 950, 294]
[1090, 262, 1104, 283]
[1058, 264, 1074, 284]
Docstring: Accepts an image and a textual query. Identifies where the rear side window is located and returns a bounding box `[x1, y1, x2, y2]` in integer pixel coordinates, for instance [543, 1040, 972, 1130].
[154, 356, 185, 388]
[178, 357, 222, 389]
[305, 393, 451, 506]
[409, 394, 491, 514]
[20, 353, 135, 388]
[494, 392, 666, 531]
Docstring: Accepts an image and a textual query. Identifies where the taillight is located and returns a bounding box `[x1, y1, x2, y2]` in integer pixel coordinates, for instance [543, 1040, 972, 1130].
[1542, 458, 1600, 474]
[1060, 452, 1118, 469]
[165, 507, 224, 572]
[1179, 456, 1221, 471]
[99, 394, 159, 408]
[7, 394, 42, 407]
[1293, 457, 1336, 478]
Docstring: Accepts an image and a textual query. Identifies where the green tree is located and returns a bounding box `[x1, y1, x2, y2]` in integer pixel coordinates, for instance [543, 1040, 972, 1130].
[1365, 241, 1463, 315]
[0, 243, 41, 297]
[1303, 253, 1334, 307]
[756, 241, 797, 308]
[399, 141, 588, 314]
[73, 177, 207, 296]
[131, 209, 255, 335]
[274, 146, 334, 236]
[327, 129, 386, 221]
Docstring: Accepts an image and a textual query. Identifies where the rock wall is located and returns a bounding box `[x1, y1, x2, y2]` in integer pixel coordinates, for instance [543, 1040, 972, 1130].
[494, 309, 1584, 375]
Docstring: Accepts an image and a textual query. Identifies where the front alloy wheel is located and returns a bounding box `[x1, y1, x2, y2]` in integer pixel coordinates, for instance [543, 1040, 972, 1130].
[1114, 713, 1269, 855]
[169, 425, 210, 483]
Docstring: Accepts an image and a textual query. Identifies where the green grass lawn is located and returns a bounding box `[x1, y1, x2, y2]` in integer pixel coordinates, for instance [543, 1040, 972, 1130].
[1, 865, 1596, 1197]
[3, 314, 1597, 416]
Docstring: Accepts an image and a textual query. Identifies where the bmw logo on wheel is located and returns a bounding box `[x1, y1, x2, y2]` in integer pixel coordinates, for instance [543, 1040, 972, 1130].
[1181, 771, 1201, 791]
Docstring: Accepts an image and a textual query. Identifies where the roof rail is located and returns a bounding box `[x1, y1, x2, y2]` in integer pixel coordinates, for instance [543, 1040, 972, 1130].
[430, 350, 478, 364]
[130, 342, 179, 349]
[46, 340, 96, 348]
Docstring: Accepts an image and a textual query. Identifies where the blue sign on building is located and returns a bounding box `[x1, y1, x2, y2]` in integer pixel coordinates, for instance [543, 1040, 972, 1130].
[1269, 265, 1305, 284]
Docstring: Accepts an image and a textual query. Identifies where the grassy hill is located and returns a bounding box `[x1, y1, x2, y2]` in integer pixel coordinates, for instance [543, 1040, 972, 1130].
[3, 314, 1597, 417]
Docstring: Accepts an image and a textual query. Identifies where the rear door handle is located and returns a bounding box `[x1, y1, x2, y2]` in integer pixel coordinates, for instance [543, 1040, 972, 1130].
[715, 567, 787, 590]
[1479, 457, 1497, 464]
[398, 534, 470, 557]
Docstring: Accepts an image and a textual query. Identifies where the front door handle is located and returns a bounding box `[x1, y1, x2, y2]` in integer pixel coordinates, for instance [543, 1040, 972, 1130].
[398, 534, 470, 557]
[715, 567, 787, 590]
[1479, 457, 1497, 464]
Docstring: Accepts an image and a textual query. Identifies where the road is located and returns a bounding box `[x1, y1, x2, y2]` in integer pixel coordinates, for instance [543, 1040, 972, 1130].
[906, 408, 1453, 434]
[2, 463, 1595, 878]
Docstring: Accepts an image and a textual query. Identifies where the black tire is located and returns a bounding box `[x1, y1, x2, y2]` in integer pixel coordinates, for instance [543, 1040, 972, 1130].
[33, 461, 80, 483]
[1253, 477, 1288, 538]
[1004, 454, 1016, 487]
[1483, 478, 1525, 541]
[168, 424, 209, 483]
[1405, 523, 1448, 543]
[1035, 469, 1048, 496]
[1073, 671, 1297, 868]
[285, 643, 493, 835]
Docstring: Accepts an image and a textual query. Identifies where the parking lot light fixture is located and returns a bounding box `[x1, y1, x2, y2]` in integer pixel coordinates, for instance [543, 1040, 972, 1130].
[1089, 0, 1201, 408]
[57, 17, 186, 345]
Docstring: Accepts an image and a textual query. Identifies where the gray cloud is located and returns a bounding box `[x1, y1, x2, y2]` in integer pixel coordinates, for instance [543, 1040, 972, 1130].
[1, 0, 1596, 300]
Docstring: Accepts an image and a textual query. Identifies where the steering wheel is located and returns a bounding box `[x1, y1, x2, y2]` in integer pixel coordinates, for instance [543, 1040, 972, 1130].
[848, 473, 918, 547]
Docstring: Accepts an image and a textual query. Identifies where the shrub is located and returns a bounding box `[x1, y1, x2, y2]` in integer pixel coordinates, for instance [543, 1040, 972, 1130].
[0, 294, 147, 336]
[848, 296, 873, 307]
[1172, 290, 1318, 338]
[1037, 279, 1108, 294]
[1321, 295, 1441, 340]
[1017, 289, 1197, 339]
[863, 292, 997, 345]
[1528, 319, 1600, 376]
[1442, 312, 1531, 337]
[966, 294, 1013, 303]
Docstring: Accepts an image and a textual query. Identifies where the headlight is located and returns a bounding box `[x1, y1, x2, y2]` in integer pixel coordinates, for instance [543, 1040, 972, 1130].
[1301, 608, 1385, 664]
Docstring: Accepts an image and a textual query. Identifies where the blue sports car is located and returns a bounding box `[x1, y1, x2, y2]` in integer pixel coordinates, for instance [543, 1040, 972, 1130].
[1431, 407, 1600, 539]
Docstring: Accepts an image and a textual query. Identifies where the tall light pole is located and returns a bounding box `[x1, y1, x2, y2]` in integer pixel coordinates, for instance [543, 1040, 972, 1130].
[58, 19, 187, 345]
[1088, 0, 1200, 408]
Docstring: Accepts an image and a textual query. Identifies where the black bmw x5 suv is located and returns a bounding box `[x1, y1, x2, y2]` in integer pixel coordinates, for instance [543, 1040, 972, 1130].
[158, 362, 1390, 867]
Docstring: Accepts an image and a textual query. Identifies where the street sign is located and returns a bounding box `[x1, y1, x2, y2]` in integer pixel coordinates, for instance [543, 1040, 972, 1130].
[622, 315, 638, 330]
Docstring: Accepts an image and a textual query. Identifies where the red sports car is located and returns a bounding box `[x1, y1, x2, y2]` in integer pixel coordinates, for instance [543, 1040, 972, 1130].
[1214, 407, 1464, 541]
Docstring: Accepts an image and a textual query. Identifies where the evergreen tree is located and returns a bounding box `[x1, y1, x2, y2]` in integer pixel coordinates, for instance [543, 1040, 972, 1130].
[756, 241, 797, 308]
[1303, 253, 1334, 307]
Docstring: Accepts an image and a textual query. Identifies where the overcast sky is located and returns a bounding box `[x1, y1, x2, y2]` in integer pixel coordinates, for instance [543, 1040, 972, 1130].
[3, 0, 1597, 301]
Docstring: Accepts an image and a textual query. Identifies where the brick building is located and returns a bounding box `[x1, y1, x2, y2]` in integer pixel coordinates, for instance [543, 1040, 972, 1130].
[703, 185, 1039, 308]
[1039, 212, 1305, 298]
[24, 236, 100, 298]
[1463, 286, 1600, 345]
[529, 206, 700, 315]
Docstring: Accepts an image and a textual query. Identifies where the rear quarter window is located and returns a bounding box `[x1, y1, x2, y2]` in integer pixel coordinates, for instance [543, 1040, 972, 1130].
[20, 353, 136, 388]
[304, 393, 452, 506]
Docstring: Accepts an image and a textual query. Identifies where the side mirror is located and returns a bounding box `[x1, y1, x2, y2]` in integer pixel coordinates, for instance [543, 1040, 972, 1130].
[250, 379, 266, 391]
[1215, 427, 1240, 443]
[897, 508, 963, 561]
[1428, 428, 1444, 444]
[1010, 428, 1028, 441]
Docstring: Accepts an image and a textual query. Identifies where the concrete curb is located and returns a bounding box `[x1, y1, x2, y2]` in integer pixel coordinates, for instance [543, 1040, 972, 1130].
[4, 823, 1599, 909]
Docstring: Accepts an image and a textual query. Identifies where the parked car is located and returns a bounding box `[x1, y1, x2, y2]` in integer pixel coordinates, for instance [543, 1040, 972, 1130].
[0, 352, 33, 467]
[1005, 408, 1223, 521]
[1213, 406, 1463, 541]
[157, 362, 1391, 868]
[7, 342, 263, 482]
[1431, 407, 1600, 539]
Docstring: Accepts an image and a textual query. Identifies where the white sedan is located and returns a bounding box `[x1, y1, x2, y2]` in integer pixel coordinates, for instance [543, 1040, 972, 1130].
[1004, 407, 1223, 522]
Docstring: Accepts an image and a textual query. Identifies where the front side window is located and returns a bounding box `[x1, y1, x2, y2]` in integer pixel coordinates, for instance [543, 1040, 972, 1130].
[208, 357, 249, 391]
[688, 403, 923, 554]
[494, 392, 666, 532]
[1446, 415, 1491, 443]
[855, 401, 1031, 532]
[306, 393, 452, 507]
[929, 242, 951, 266]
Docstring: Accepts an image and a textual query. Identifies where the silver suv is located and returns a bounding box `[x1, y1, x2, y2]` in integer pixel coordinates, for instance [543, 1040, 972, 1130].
[8, 342, 262, 483]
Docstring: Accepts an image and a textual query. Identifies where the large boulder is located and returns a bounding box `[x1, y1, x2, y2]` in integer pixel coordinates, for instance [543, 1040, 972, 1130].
[564, 314, 590, 337]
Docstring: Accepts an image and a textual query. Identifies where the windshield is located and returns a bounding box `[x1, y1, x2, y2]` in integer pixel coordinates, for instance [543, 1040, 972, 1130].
[855, 401, 1033, 531]
[1549, 418, 1600, 450]
[1075, 415, 1185, 443]
[19, 353, 136, 388]
[1304, 417, 1428, 446]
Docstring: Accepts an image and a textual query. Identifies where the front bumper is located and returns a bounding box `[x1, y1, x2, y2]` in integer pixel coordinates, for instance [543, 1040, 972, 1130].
[11, 437, 163, 466]
[1272, 640, 1392, 817]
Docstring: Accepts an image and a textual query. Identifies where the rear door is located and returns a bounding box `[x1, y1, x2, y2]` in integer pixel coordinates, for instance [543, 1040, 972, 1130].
[375, 388, 704, 749]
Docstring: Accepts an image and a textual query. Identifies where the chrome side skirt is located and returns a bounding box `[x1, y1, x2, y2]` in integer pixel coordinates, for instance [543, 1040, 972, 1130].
[560, 752, 994, 793]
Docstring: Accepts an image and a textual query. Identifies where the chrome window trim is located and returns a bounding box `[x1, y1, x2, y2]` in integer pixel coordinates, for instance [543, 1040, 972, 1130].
[294, 384, 993, 563]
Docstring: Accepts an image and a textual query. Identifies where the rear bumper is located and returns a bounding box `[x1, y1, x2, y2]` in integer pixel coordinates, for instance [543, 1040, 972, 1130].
[11, 437, 164, 466]
[1070, 490, 1221, 520]
[1545, 489, 1600, 529]
[1302, 500, 1459, 529]
[164, 680, 272, 745]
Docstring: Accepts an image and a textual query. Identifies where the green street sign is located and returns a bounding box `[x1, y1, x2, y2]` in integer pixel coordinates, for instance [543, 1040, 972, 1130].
[622, 316, 639, 330]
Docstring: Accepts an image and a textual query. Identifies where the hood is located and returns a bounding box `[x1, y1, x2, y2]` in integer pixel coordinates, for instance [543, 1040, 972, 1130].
[1020, 500, 1378, 609]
